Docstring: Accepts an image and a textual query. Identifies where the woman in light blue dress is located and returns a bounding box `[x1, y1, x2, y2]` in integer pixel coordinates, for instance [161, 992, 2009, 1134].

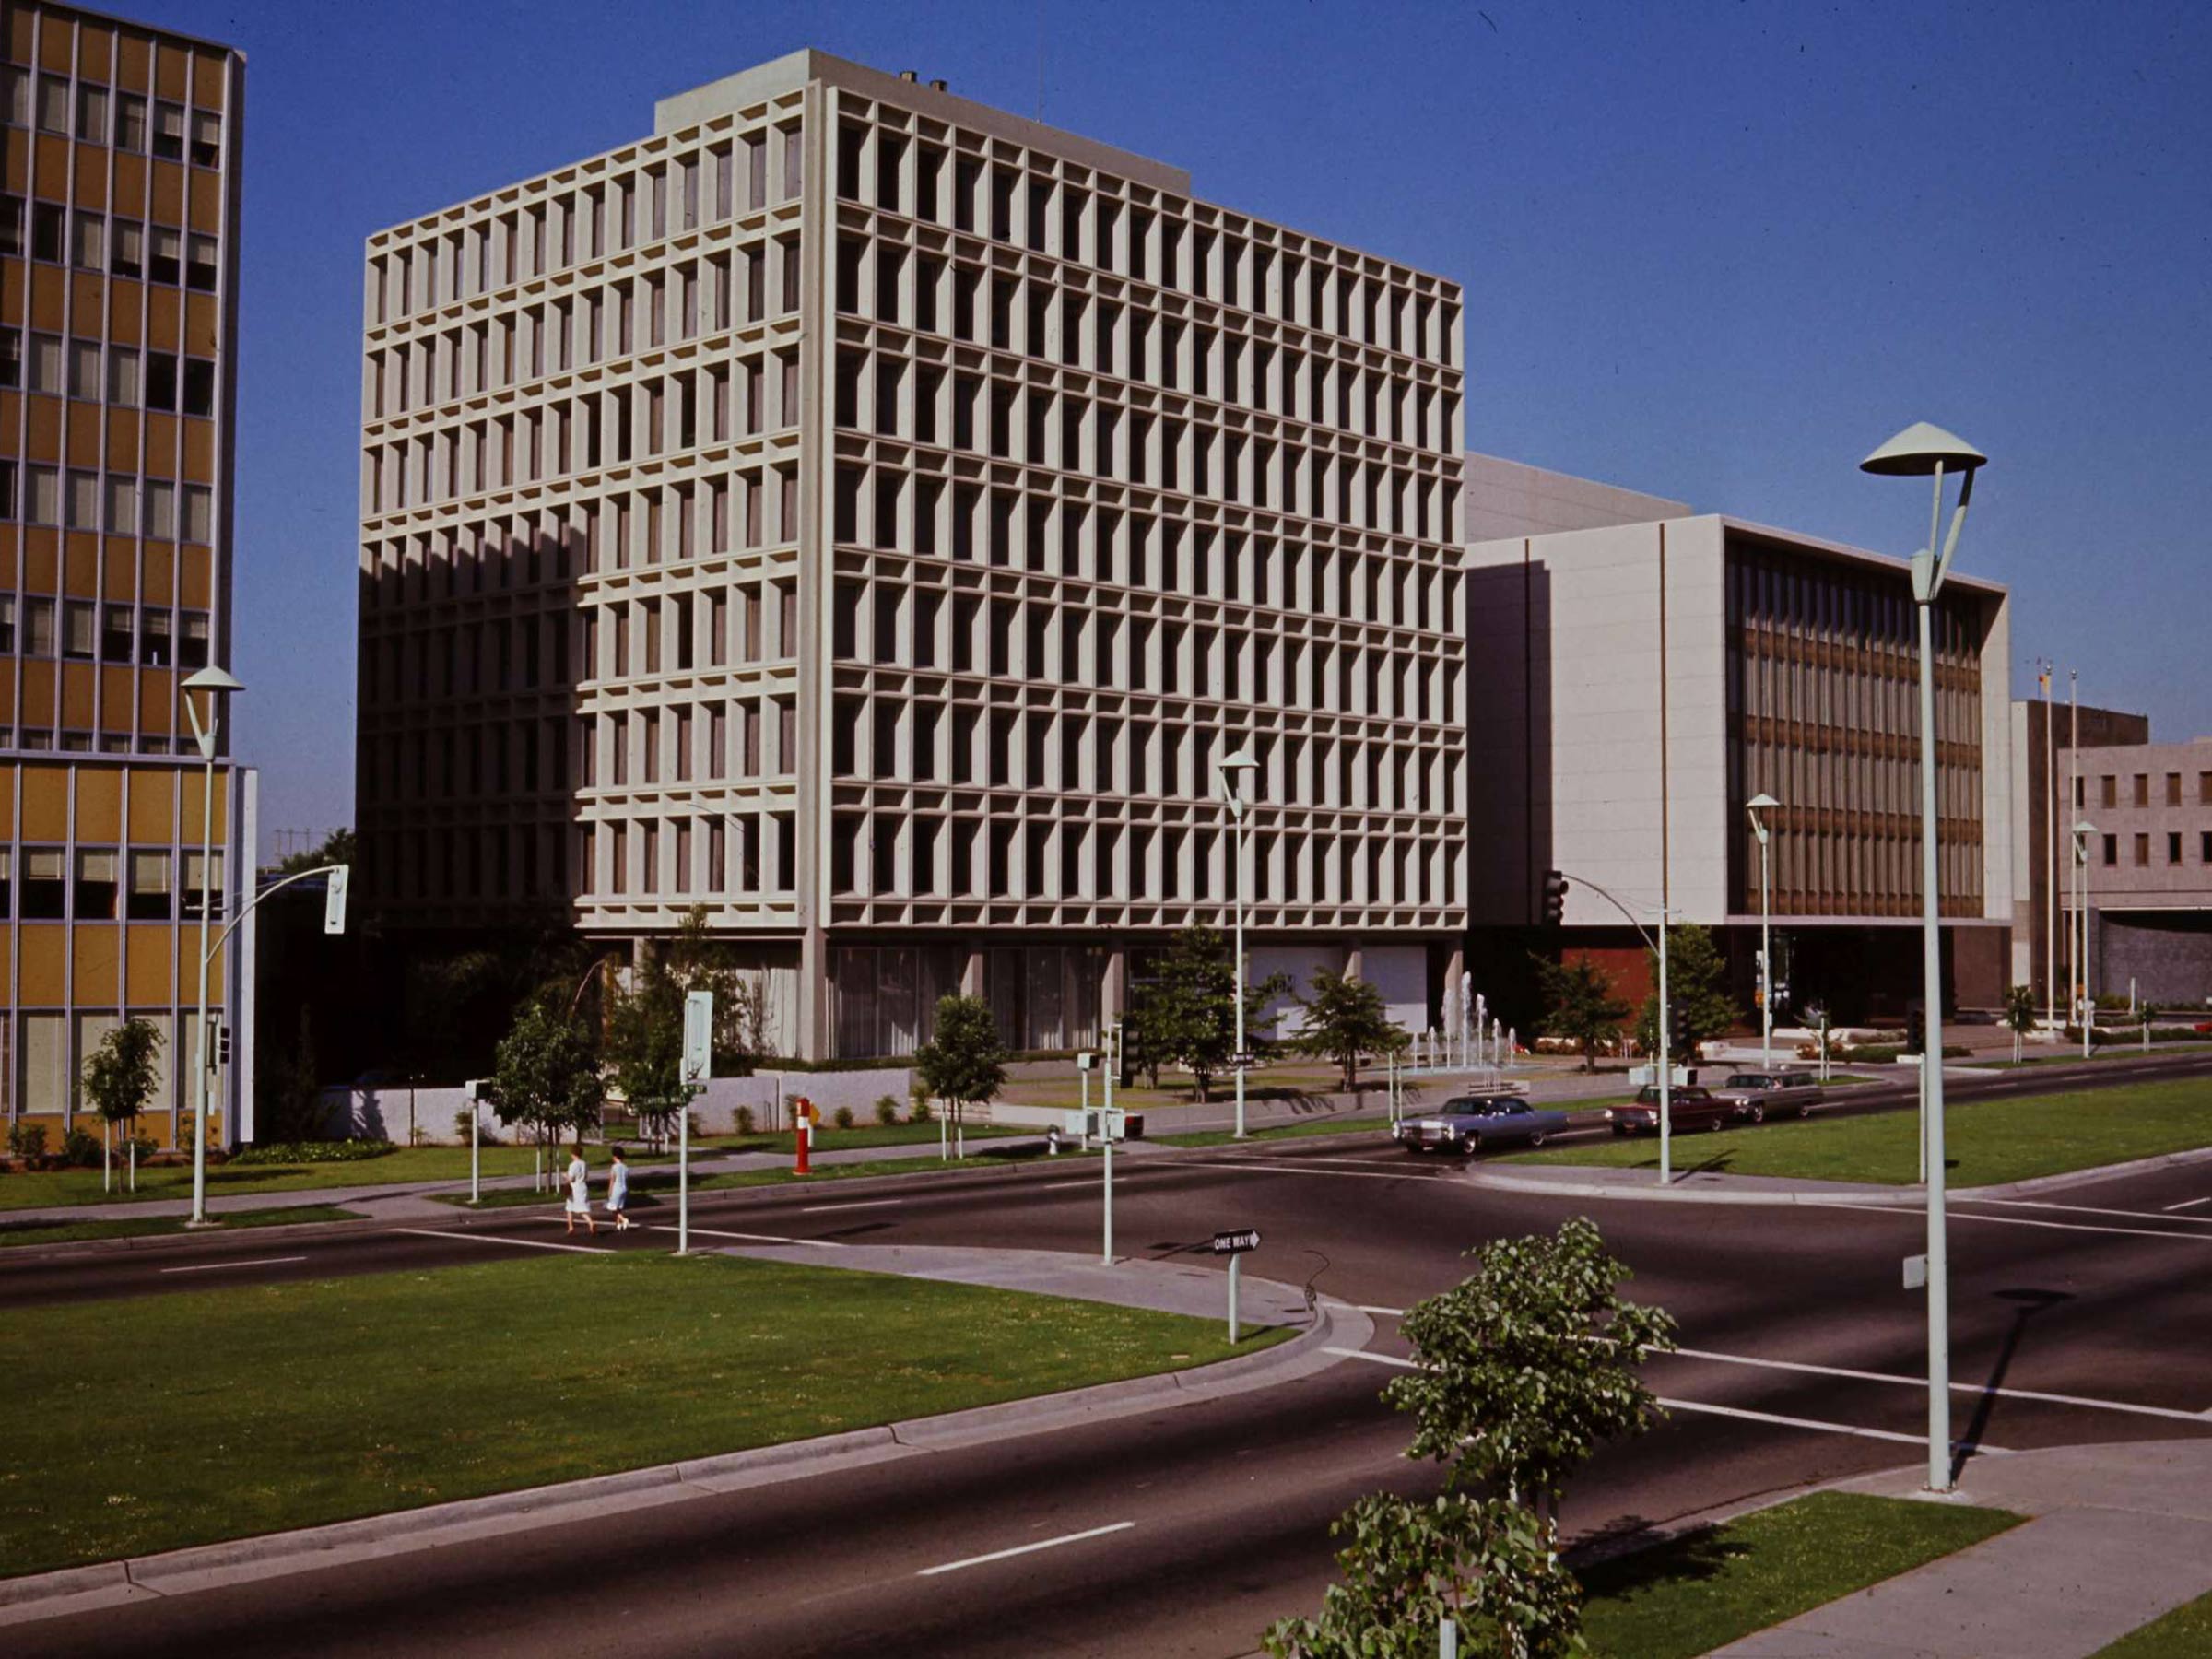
[606, 1145, 632, 1231]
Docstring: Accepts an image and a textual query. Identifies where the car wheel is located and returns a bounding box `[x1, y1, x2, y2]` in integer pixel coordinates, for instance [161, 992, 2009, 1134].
[1610, 1125, 1626, 1137]
[1526, 1131, 1547, 1148]
[1463, 1132, 1483, 1155]
[1798, 1103, 1814, 1118]
[1708, 1115, 1725, 1132]
[1747, 1104, 1766, 1124]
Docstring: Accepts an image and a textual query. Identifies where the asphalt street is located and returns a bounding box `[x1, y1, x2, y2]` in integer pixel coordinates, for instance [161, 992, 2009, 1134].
[7, 1057, 2212, 1657]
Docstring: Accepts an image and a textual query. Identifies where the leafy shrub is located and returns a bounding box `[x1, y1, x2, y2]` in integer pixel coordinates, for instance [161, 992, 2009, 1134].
[908, 1080, 934, 1124]
[62, 1127, 103, 1168]
[234, 1139, 397, 1166]
[832, 1104, 856, 1130]
[6, 1121, 48, 1160]
[452, 1108, 502, 1146]
[874, 1094, 900, 1125]
[733, 1104, 756, 1135]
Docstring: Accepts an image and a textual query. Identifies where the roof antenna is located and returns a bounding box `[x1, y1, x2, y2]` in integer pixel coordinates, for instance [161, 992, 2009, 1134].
[1036, 0, 1046, 121]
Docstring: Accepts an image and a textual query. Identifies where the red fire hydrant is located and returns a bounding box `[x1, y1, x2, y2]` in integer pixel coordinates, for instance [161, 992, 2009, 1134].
[793, 1097, 816, 1176]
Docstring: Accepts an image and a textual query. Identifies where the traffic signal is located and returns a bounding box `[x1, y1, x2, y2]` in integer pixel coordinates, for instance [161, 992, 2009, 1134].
[216, 1024, 232, 1065]
[1541, 869, 1569, 926]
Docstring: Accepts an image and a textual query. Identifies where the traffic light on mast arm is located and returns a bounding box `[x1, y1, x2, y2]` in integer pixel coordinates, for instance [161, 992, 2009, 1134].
[1541, 869, 1569, 927]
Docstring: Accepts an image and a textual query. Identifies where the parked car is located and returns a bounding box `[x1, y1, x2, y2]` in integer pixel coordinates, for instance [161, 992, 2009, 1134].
[1394, 1095, 1569, 1155]
[1711, 1070, 1824, 1123]
[1606, 1085, 1733, 1136]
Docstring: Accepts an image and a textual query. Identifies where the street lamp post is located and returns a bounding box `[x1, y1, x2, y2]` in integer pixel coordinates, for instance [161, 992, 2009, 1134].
[1861, 421, 1987, 1497]
[1217, 749, 1259, 1139]
[181, 666, 243, 1229]
[2074, 820, 2098, 1059]
[1747, 794, 1780, 1068]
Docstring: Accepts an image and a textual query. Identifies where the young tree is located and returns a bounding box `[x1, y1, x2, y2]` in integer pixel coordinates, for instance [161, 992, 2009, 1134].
[1533, 954, 1631, 1073]
[2004, 983, 2038, 1064]
[604, 951, 687, 1147]
[1291, 969, 1407, 1092]
[1266, 1218, 1675, 1657]
[489, 998, 602, 1156]
[1124, 926, 1288, 1102]
[913, 994, 1007, 1157]
[1633, 923, 1737, 1065]
[83, 1018, 163, 1193]
[665, 904, 772, 1073]
[274, 827, 356, 878]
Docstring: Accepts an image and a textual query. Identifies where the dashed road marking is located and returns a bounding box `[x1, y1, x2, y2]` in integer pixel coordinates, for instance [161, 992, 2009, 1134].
[917, 1521, 1135, 1577]
[390, 1228, 613, 1255]
[159, 1254, 309, 1275]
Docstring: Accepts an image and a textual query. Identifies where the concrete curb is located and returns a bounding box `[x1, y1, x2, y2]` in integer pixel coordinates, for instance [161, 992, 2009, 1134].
[1952, 1142, 2212, 1199]
[0, 1281, 1367, 1627]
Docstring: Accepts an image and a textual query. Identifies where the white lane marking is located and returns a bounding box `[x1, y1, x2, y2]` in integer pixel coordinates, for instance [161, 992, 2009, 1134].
[1654, 1396, 2013, 1455]
[2164, 1197, 2212, 1213]
[391, 1228, 613, 1255]
[1667, 1346, 2212, 1424]
[648, 1224, 849, 1249]
[1816, 1202, 2212, 1246]
[1323, 1349, 2014, 1453]
[1359, 1305, 1408, 1317]
[159, 1254, 309, 1275]
[801, 1199, 903, 1213]
[1959, 1196, 2212, 1228]
[916, 1521, 1135, 1577]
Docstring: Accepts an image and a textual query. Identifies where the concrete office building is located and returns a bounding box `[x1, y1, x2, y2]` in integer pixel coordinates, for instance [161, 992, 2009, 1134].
[1, 2, 255, 1147]
[357, 50, 1469, 1061]
[1465, 456, 2015, 1020]
[2062, 735, 2212, 1006]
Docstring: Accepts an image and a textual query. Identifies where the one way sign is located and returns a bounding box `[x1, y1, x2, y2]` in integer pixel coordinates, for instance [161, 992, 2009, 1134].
[1211, 1229, 1261, 1255]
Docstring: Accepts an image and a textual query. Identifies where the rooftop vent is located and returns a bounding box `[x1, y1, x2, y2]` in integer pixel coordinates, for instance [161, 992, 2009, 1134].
[899, 69, 917, 83]
[929, 78, 947, 92]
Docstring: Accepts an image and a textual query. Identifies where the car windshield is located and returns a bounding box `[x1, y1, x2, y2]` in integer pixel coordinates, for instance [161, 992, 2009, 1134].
[1725, 1074, 1774, 1088]
[1447, 1098, 1511, 1114]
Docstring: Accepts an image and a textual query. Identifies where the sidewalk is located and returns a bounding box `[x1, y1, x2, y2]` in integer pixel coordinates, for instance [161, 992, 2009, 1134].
[1709, 1438, 2212, 1656]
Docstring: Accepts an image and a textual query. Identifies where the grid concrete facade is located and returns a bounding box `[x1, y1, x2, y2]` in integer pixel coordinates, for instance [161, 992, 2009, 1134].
[2068, 735, 2212, 1006]
[357, 51, 1467, 1060]
[1, 1, 253, 1146]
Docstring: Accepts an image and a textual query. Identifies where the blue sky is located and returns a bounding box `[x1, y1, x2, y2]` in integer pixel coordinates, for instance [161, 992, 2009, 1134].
[122, 0, 2212, 850]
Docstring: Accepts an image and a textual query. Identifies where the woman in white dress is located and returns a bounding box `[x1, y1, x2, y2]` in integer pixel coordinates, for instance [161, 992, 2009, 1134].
[606, 1145, 632, 1231]
[563, 1147, 597, 1236]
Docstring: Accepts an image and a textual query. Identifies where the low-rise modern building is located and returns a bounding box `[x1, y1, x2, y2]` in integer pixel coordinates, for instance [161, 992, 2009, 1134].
[356, 49, 1470, 1062]
[2063, 734, 2212, 1007]
[1465, 455, 2015, 1021]
[1, 0, 255, 1149]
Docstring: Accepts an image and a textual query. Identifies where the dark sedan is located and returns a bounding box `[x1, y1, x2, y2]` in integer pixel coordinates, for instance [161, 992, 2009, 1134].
[1394, 1095, 1570, 1155]
[1606, 1085, 1734, 1136]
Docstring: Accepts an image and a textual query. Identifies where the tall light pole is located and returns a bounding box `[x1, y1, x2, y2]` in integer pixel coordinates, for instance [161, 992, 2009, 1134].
[1747, 793, 1780, 1068]
[2074, 819, 2098, 1058]
[1861, 420, 1987, 1497]
[2039, 663, 2055, 1029]
[1218, 748, 1259, 1139]
[181, 665, 243, 1229]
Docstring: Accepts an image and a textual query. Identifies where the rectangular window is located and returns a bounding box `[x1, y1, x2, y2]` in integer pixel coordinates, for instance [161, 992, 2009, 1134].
[128, 851, 173, 920]
[107, 347, 139, 405]
[65, 473, 98, 531]
[68, 339, 100, 398]
[140, 609, 171, 666]
[2170, 831, 2183, 865]
[31, 201, 63, 263]
[116, 93, 147, 151]
[25, 466, 59, 526]
[152, 101, 185, 160]
[191, 111, 222, 167]
[111, 220, 143, 279]
[75, 850, 120, 920]
[181, 614, 211, 670]
[71, 213, 104, 270]
[103, 477, 136, 534]
[2134, 832, 2150, 866]
[21, 848, 66, 919]
[182, 485, 214, 544]
[150, 229, 182, 286]
[101, 603, 134, 660]
[28, 333, 61, 393]
[37, 75, 69, 135]
[182, 357, 216, 416]
[185, 234, 219, 292]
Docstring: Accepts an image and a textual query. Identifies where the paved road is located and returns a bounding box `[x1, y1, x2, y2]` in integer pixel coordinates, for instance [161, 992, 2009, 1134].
[10, 1090, 2212, 1655]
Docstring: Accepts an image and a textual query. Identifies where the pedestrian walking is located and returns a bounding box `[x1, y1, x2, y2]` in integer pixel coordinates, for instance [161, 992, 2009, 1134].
[563, 1147, 597, 1236]
[606, 1144, 633, 1231]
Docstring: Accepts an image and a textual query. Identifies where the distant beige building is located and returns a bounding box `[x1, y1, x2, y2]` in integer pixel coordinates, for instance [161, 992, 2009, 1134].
[2056, 733, 2212, 1006]
[357, 50, 1469, 1061]
[1, 1, 255, 1147]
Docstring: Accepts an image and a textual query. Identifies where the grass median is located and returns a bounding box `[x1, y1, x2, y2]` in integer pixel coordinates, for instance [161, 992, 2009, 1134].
[427, 1150, 1039, 1208]
[0, 1251, 1287, 1579]
[1502, 1077, 2212, 1187]
[1580, 1490, 2021, 1657]
[2093, 1586, 2212, 1656]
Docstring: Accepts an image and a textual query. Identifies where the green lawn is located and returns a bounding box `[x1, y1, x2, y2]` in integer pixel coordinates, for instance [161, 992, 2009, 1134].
[1580, 1491, 2021, 1658]
[2094, 1587, 2212, 1656]
[0, 1252, 1285, 1579]
[0, 1203, 365, 1248]
[1502, 1077, 2212, 1187]
[692, 1120, 1024, 1152]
